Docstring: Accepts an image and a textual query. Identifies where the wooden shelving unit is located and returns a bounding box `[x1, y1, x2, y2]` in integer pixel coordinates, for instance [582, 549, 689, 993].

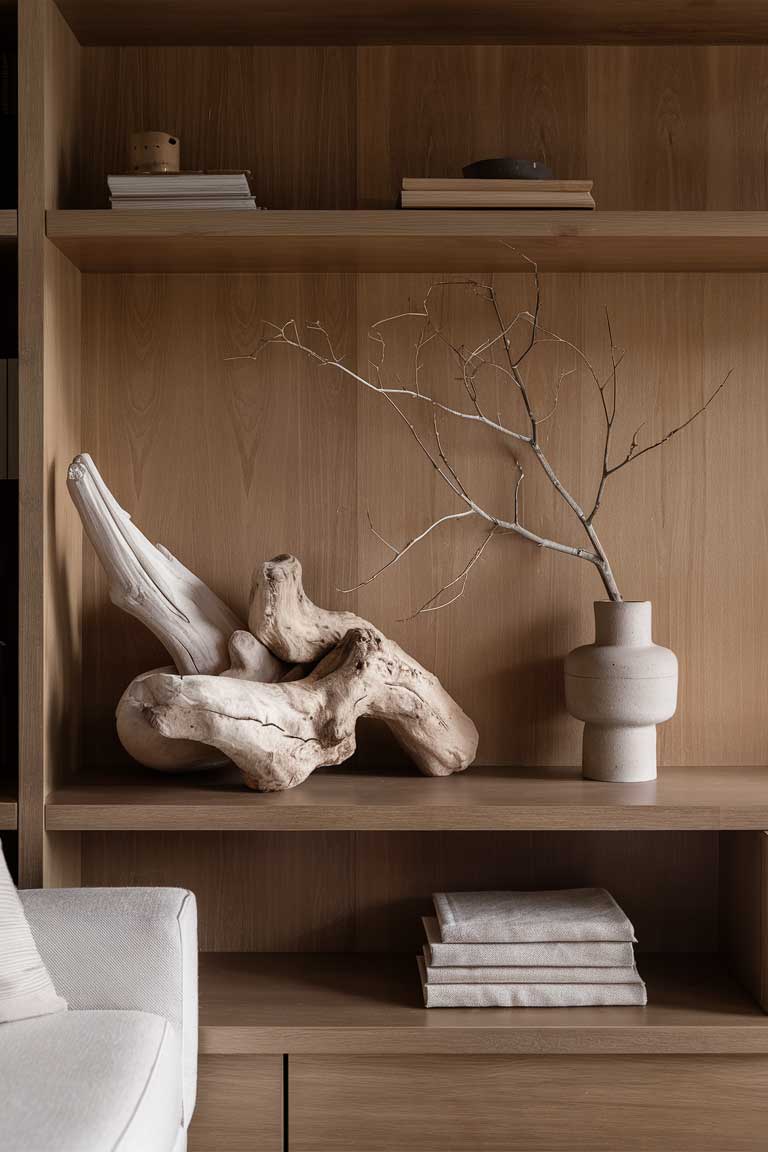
[18, 1, 768, 1147]
[198, 952, 768, 1055]
[46, 210, 768, 272]
[45, 765, 768, 831]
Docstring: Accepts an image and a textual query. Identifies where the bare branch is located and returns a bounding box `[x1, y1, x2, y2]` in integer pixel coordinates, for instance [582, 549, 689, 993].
[536, 366, 575, 425]
[586, 309, 622, 524]
[239, 264, 732, 610]
[406, 527, 498, 618]
[513, 456, 525, 524]
[339, 508, 475, 594]
[230, 319, 533, 445]
[365, 507, 398, 556]
[606, 372, 732, 477]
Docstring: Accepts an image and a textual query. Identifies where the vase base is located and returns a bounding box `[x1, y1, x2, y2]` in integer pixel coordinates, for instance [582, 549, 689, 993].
[581, 723, 657, 783]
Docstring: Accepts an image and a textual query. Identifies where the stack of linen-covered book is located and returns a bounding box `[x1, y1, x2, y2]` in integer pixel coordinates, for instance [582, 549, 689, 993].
[418, 888, 646, 1007]
[107, 171, 261, 210]
[400, 178, 595, 209]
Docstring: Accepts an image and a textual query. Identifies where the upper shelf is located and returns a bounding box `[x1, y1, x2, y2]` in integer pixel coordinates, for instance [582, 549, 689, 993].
[45, 210, 768, 274]
[54, 1, 768, 45]
[45, 764, 768, 832]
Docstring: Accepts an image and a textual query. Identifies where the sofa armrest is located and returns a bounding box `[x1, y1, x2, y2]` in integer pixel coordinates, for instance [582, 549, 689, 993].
[20, 886, 198, 1121]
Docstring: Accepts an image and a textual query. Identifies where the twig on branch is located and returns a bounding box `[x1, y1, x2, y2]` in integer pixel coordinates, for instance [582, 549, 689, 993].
[605, 372, 732, 476]
[406, 527, 498, 618]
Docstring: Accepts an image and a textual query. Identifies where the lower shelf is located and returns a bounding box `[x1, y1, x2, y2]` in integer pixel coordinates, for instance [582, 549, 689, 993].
[198, 952, 768, 1056]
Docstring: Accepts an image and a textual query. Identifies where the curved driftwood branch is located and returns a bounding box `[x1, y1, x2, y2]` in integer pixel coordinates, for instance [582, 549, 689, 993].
[140, 625, 479, 791]
[116, 669, 229, 772]
[116, 634, 296, 772]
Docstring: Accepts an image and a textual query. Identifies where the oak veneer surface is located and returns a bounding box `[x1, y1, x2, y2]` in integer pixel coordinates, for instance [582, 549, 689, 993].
[289, 1053, 768, 1150]
[80, 829, 717, 954]
[46, 211, 768, 273]
[197, 953, 768, 1056]
[70, 46, 768, 211]
[53, 2, 768, 45]
[78, 47, 356, 211]
[188, 1056, 282, 1152]
[46, 765, 768, 831]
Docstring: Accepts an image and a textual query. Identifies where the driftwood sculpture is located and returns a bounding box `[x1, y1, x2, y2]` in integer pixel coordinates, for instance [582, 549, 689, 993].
[67, 455, 478, 790]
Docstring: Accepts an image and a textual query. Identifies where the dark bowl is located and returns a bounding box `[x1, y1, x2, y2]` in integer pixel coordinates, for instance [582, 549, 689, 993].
[462, 157, 554, 180]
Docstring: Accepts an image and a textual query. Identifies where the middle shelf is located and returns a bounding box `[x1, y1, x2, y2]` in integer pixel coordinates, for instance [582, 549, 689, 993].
[198, 952, 768, 1055]
[46, 210, 768, 273]
[45, 764, 768, 832]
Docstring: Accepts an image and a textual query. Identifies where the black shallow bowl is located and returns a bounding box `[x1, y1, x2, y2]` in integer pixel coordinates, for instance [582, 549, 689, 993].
[462, 157, 554, 180]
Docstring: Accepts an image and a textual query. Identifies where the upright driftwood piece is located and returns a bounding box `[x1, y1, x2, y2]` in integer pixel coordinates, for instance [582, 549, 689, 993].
[68, 453, 286, 770]
[67, 453, 245, 675]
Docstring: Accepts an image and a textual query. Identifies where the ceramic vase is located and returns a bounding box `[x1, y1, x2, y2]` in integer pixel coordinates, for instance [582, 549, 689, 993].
[564, 601, 678, 782]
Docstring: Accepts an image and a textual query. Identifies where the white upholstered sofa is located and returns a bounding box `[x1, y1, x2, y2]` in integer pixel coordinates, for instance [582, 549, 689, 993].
[1, 887, 197, 1152]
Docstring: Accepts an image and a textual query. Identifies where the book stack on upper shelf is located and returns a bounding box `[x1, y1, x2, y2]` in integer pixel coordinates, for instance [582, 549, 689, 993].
[401, 178, 595, 209]
[418, 888, 646, 1008]
[107, 171, 262, 211]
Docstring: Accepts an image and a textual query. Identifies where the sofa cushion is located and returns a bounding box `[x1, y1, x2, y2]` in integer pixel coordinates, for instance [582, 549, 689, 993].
[0, 839, 66, 1023]
[0, 1009, 183, 1152]
[21, 886, 197, 1121]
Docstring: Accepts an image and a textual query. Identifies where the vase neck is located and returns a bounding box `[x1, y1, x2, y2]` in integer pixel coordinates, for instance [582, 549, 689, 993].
[593, 601, 652, 647]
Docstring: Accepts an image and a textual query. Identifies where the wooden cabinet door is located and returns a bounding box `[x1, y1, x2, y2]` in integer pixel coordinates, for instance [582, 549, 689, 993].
[289, 1054, 768, 1151]
[189, 1055, 283, 1151]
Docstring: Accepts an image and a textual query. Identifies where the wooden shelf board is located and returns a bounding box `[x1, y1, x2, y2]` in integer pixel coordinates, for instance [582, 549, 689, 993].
[54, 1, 768, 45]
[0, 210, 16, 243]
[0, 794, 17, 830]
[45, 210, 768, 273]
[45, 764, 768, 832]
[199, 952, 768, 1055]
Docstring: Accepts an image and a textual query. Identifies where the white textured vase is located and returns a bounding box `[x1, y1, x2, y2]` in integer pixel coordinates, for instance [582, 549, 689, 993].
[564, 601, 678, 782]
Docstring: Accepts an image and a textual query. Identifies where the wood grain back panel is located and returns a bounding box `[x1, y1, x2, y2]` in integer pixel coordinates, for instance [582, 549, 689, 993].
[587, 47, 768, 210]
[72, 46, 768, 211]
[720, 831, 768, 1011]
[356, 46, 588, 208]
[78, 47, 357, 210]
[80, 829, 718, 953]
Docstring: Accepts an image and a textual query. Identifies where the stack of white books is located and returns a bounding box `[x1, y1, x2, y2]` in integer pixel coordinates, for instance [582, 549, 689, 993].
[418, 888, 646, 1007]
[401, 178, 595, 209]
[107, 171, 261, 211]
